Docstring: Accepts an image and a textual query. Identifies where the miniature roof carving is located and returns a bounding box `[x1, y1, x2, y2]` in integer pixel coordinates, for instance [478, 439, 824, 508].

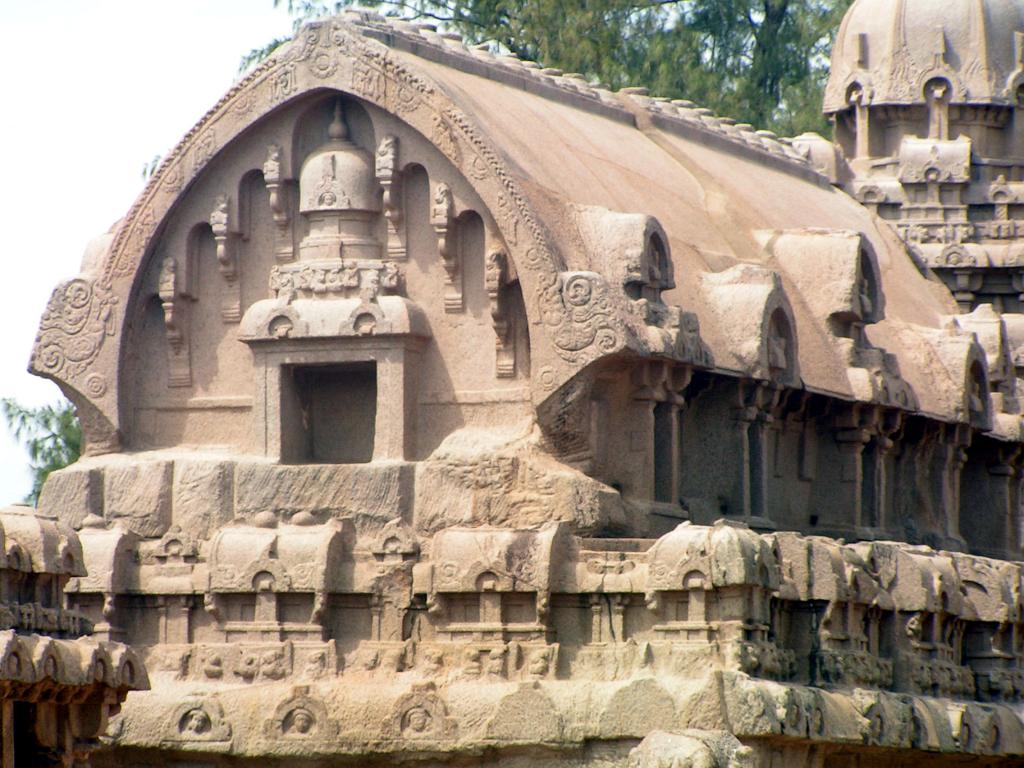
[0, 505, 84, 576]
[209, 519, 352, 593]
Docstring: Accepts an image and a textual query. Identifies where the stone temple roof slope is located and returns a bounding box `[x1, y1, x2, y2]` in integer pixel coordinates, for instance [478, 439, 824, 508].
[33, 9, 1014, 457]
[255, 13, 977, 419]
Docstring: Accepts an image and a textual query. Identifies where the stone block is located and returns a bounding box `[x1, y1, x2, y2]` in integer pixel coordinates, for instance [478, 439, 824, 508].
[233, 462, 414, 532]
[103, 461, 173, 538]
[414, 455, 624, 535]
[37, 464, 104, 529]
[172, 459, 234, 539]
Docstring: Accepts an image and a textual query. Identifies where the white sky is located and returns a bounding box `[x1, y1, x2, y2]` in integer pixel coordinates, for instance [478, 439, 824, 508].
[0, 1, 296, 502]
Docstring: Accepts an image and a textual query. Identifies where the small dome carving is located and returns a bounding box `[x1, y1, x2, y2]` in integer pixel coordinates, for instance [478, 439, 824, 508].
[298, 101, 381, 214]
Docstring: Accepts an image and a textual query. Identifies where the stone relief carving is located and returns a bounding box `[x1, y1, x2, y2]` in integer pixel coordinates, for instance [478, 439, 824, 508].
[389, 683, 457, 740]
[164, 698, 231, 745]
[543, 272, 618, 365]
[269, 260, 400, 301]
[32, 278, 118, 382]
[485, 247, 516, 377]
[430, 181, 460, 312]
[262, 143, 294, 262]
[157, 255, 191, 387]
[376, 134, 405, 259]
[264, 686, 339, 740]
[209, 194, 240, 322]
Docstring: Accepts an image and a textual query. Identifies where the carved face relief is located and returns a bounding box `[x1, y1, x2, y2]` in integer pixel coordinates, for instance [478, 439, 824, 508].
[180, 708, 212, 736]
[403, 706, 432, 734]
[284, 708, 316, 735]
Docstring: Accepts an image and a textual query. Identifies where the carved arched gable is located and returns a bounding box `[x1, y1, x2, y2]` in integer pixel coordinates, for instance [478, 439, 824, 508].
[32, 19, 623, 452]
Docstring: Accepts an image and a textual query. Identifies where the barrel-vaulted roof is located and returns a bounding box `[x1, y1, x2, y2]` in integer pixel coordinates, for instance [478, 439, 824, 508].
[32, 10, 1001, 450]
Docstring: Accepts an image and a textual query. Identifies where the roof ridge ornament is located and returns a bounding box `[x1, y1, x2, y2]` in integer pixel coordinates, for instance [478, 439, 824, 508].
[328, 99, 348, 142]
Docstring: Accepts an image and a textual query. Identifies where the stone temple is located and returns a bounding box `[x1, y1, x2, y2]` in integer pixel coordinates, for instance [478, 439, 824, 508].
[18, 0, 1024, 765]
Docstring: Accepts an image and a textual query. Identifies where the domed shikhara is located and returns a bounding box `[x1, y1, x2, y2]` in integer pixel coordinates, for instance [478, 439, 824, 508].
[817, 0, 1024, 318]
[824, 0, 1024, 112]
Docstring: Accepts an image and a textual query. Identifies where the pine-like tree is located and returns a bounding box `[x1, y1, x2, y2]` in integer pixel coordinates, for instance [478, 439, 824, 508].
[2, 399, 81, 505]
[243, 0, 853, 136]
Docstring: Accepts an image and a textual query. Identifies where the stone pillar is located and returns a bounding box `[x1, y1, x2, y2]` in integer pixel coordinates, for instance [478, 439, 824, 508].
[834, 425, 867, 534]
[943, 424, 971, 550]
[730, 381, 777, 530]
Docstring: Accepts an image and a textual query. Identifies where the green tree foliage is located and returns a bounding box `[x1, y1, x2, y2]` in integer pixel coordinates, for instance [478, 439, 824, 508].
[246, 0, 852, 136]
[1, 399, 81, 505]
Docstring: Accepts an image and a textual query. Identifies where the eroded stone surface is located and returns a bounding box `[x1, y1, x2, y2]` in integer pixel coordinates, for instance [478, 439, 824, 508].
[27, 3, 1024, 766]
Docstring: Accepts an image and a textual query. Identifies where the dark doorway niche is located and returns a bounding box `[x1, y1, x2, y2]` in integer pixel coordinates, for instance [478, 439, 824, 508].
[282, 362, 377, 463]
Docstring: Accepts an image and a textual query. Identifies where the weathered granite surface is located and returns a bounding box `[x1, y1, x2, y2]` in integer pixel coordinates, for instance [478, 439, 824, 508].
[27, 2, 1024, 766]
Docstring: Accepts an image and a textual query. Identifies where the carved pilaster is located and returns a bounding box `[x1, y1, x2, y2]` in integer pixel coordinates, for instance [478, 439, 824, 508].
[210, 195, 241, 321]
[263, 144, 294, 263]
[376, 135, 405, 260]
[158, 256, 192, 387]
[430, 182, 460, 312]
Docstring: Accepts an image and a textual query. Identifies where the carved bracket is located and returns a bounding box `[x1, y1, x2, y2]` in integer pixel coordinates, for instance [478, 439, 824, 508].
[263, 144, 294, 263]
[210, 195, 241, 322]
[485, 247, 516, 377]
[158, 256, 192, 387]
[376, 135, 405, 260]
[431, 182, 460, 312]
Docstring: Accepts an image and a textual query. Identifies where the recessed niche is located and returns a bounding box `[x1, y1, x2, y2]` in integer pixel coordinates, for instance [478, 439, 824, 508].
[281, 362, 377, 463]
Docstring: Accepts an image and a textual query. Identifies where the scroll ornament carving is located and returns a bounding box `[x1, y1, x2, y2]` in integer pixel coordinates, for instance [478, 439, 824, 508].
[32, 278, 119, 382]
[270, 63, 297, 103]
[539, 272, 619, 365]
